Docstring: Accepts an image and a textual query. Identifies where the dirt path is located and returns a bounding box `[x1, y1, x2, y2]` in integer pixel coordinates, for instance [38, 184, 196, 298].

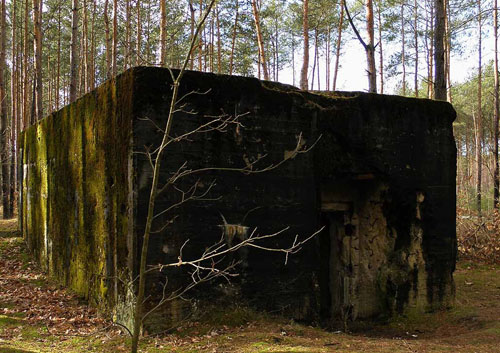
[1, 219, 499, 352]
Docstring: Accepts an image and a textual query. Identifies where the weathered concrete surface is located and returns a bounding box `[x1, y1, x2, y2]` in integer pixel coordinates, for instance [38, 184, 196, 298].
[20, 67, 456, 326]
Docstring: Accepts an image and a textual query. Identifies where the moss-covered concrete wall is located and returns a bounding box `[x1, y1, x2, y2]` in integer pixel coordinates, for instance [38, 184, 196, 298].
[20, 67, 456, 325]
[20, 71, 134, 309]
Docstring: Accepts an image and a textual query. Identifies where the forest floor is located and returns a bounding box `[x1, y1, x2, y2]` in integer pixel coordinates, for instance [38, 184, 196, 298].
[0, 219, 499, 353]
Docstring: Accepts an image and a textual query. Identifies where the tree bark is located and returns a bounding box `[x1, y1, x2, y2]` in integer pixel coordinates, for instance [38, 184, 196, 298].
[229, 0, 239, 75]
[251, 0, 269, 80]
[22, 0, 29, 128]
[104, 0, 111, 79]
[136, 0, 142, 66]
[365, 0, 377, 92]
[112, 0, 118, 77]
[445, 0, 451, 102]
[414, 0, 419, 97]
[10, 0, 18, 215]
[70, 0, 79, 102]
[494, 0, 500, 208]
[434, 0, 446, 100]
[124, 0, 130, 69]
[376, 0, 383, 93]
[0, 0, 11, 218]
[476, 0, 483, 213]
[333, 1, 344, 91]
[56, 3, 61, 109]
[33, 0, 43, 122]
[343, 0, 377, 92]
[83, 0, 89, 93]
[300, 0, 309, 90]
[160, 0, 167, 66]
[401, 2, 406, 96]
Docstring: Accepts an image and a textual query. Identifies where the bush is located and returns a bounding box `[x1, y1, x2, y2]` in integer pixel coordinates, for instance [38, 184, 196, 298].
[456, 208, 500, 264]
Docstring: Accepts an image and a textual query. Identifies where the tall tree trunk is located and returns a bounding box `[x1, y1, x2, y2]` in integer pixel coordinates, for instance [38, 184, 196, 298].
[136, 0, 142, 66]
[90, 0, 96, 90]
[83, 0, 89, 93]
[70, 0, 79, 102]
[216, 4, 221, 73]
[414, 0, 419, 97]
[189, 0, 195, 70]
[229, 0, 239, 75]
[104, 0, 111, 79]
[22, 0, 29, 129]
[376, 0, 383, 93]
[33, 0, 43, 122]
[326, 26, 330, 90]
[199, 0, 203, 71]
[56, 3, 61, 109]
[434, 0, 446, 100]
[333, 1, 344, 91]
[145, 1, 151, 64]
[316, 29, 320, 90]
[124, 0, 130, 69]
[112, 0, 118, 77]
[343, 0, 377, 92]
[300, 0, 309, 90]
[160, 0, 166, 66]
[445, 0, 451, 101]
[401, 2, 406, 96]
[365, 0, 377, 92]
[251, 0, 269, 80]
[10, 0, 18, 215]
[0, 0, 10, 218]
[494, 0, 499, 208]
[311, 28, 317, 90]
[476, 0, 483, 213]
[292, 35, 295, 86]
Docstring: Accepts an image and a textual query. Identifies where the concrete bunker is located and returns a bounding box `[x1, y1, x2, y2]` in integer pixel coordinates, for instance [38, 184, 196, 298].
[19, 67, 457, 326]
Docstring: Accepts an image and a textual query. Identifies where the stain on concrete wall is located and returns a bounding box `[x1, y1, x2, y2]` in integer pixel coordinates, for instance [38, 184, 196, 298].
[20, 67, 457, 326]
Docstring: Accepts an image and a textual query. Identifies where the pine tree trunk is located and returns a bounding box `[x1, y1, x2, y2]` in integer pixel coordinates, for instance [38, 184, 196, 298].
[104, 0, 111, 79]
[83, 0, 89, 93]
[300, 0, 309, 90]
[112, 0, 118, 77]
[434, 0, 446, 100]
[229, 0, 239, 75]
[190, 0, 195, 70]
[476, 0, 483, 213]
[136, 0, 142, 66]
[414, 0, 419, 97]
[494, 0, 500, 208]
[377, 0, 383, 93]
[216, 4, 221, 74]
[445, 0, 452, 102]
[22, 0, 29, 129]
[311, 28, 317, 90]
[160, 0, 166, 66]
[401, 2, 406, 96]
[56, 4, 61, 109]
[366, 0, 377, 93]
[10, 0, 17, 215]
[0, 0, 11, 218]
[33, 0, 43, 122]
[333, 1, 343, 91]
[326, 26, 330, 90]
[251, 0, 269, 80]
[70, 0, 79, 102]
